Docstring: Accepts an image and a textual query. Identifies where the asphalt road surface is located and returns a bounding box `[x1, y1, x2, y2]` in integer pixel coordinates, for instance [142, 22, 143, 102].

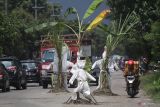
[0, 71, 159, 107]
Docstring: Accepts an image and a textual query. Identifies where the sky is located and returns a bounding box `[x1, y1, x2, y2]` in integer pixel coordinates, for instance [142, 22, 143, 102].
[48, 0, 110, 24]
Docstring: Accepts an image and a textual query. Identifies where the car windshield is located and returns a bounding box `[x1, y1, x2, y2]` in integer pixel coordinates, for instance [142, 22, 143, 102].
[1, 61, 13, 68]
[22, 62, 36, 69]
[42, 50, 54, 62]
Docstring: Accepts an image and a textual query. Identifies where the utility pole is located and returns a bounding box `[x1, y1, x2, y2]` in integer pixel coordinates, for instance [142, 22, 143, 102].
[32, 0, 44, 20]
[51, 3, 61, 20]
[4, 0, 8, 15]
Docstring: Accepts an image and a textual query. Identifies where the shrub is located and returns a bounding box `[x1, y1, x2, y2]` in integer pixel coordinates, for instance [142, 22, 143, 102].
[141, 72, 160, 102]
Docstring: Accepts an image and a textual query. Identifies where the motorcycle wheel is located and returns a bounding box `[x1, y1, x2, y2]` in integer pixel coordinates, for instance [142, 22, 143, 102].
[129, 88, 135, 98]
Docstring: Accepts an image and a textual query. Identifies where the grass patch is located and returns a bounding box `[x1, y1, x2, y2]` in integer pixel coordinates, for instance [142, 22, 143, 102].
[141, 72, 160, 102]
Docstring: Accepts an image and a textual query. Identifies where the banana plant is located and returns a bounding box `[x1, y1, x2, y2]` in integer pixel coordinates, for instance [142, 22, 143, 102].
[63, 0, 108, 50]
[93, 11, 140, 95]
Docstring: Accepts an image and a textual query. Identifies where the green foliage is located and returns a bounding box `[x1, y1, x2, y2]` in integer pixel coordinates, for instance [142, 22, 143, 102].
[0, 0, 53, 59]
[144, 21, 160, 60]
[84, 57, 92, 73]
[25, 22, 58, 33]
[141, 72, 160, 101]
[107, 0, 160, 60]
[102, 11, 139, 56]
[83, 0, 103, 20]
[107, 0, 160, 31]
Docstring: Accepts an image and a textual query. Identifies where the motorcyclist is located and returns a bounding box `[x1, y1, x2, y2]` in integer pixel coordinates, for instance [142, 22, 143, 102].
[124, 60, 140, 92]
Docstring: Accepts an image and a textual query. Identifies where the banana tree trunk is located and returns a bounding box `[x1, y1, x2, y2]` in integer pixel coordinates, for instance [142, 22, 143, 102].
[57, 58, 63, 87]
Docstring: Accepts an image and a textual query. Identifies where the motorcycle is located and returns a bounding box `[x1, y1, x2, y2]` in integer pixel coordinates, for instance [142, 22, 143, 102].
[126, 73, 139, 98]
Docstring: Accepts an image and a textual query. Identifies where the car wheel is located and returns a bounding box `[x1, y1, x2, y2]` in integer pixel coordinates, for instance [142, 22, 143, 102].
[21, 78, 27, 89]
[6, 87, 10, 92]
[39, 78, 42, 86]
[6, 80, 10, 92]
[16, 79, 21, 90]
[2, 81, 7, 92]
[39, 81, 42, 86]
[42, 82, 48, 89]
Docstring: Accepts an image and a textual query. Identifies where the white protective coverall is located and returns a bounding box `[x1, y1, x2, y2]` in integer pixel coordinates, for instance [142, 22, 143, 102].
[69, 64, 96, 101]
[91, 57, 118, 89]
[91, 59, 107, 89]
[69, 51, 96, 101]
[63, 61, 74, 91]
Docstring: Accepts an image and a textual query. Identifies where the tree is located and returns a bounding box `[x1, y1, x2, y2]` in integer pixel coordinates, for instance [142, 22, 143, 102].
[90, 12, 139, 95]
[0, 13, 22, 57]
[64, 0, 105, 50]
[144, 21, 160, 60]
[49, 34, 64, 92]
[107, 0, 160, 60]
[0, 0, 53, 59]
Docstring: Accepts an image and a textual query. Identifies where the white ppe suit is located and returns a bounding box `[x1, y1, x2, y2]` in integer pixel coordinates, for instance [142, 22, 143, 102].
[63, 61, 74, 91]
[91, 59, 106, 89]
[91, 58, 118, 89]
[69, 64, 96, 101]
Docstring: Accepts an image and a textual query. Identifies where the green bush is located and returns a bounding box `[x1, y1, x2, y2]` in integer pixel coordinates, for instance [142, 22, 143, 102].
[141, 72, 160, 102]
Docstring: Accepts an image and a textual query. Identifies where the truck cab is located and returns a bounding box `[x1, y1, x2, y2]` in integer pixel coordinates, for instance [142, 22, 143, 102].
[40, 48, 58, 89]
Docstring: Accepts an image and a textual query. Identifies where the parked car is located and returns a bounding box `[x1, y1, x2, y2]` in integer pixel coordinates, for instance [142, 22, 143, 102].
[21, 60, 41, 84]
[0, 63, 10, 92]
[0, 57, 27, 90]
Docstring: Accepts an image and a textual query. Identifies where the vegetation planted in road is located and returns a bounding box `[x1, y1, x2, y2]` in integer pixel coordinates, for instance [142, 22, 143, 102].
[141, 72, 160, 102]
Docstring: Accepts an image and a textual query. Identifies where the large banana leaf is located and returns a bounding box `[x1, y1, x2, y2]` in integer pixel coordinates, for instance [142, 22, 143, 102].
[83, 0, 103, 20]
